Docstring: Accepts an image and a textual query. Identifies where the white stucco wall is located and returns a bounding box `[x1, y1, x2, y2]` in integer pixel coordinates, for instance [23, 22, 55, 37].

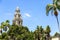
[52, 37, 59, 40]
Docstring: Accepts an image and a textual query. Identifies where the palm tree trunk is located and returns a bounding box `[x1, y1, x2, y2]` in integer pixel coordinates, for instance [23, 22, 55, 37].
[38, 33, 40, 40]
[1, 26, 2, 34]
[56, 16, 60, 33]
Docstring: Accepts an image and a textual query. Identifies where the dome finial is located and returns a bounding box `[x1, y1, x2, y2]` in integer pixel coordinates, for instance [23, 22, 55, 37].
[15, 6, 20, 12]
[16, 6, 19, 10]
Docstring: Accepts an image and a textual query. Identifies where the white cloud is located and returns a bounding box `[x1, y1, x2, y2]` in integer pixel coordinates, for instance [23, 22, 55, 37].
[25, 13, 31, 17]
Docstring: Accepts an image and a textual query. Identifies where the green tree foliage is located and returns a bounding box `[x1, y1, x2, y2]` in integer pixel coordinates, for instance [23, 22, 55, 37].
[44, 25, 51, 40]
[34, 25, 51, 40]
[0, 20, 51, 40]
[7, 25, 34, 40]
[45, 25, 51, 34]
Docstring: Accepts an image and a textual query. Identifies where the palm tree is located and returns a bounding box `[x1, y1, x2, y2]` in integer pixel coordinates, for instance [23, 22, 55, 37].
[34, 26, 43, 40]
[6, 20, 9, 23]
[0, 26, 2, 34]
[45, 25, 51, 40]
[1, 22, 4, 28]
[39, 26, 43, 40]
[37, 26, 40, 40]
[6, 20, 10, 27]
[46, 0, 60, 32]
[45, 25, 51, 34]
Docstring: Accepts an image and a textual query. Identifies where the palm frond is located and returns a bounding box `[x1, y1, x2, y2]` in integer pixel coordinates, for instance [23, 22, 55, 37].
[53, 0, 57, 4]
[56, 0, 60, 11]
[46, 4, 53, 16]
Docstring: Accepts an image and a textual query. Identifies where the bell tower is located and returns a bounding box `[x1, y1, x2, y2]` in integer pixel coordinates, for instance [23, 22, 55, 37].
[13, 7, 23, 26]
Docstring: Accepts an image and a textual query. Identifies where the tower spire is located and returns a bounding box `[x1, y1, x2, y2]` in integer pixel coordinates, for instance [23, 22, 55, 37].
[13, 7, 23, 26]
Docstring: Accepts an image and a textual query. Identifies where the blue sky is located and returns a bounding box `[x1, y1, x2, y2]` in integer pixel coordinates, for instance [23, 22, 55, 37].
[0, 0, 60, 36]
